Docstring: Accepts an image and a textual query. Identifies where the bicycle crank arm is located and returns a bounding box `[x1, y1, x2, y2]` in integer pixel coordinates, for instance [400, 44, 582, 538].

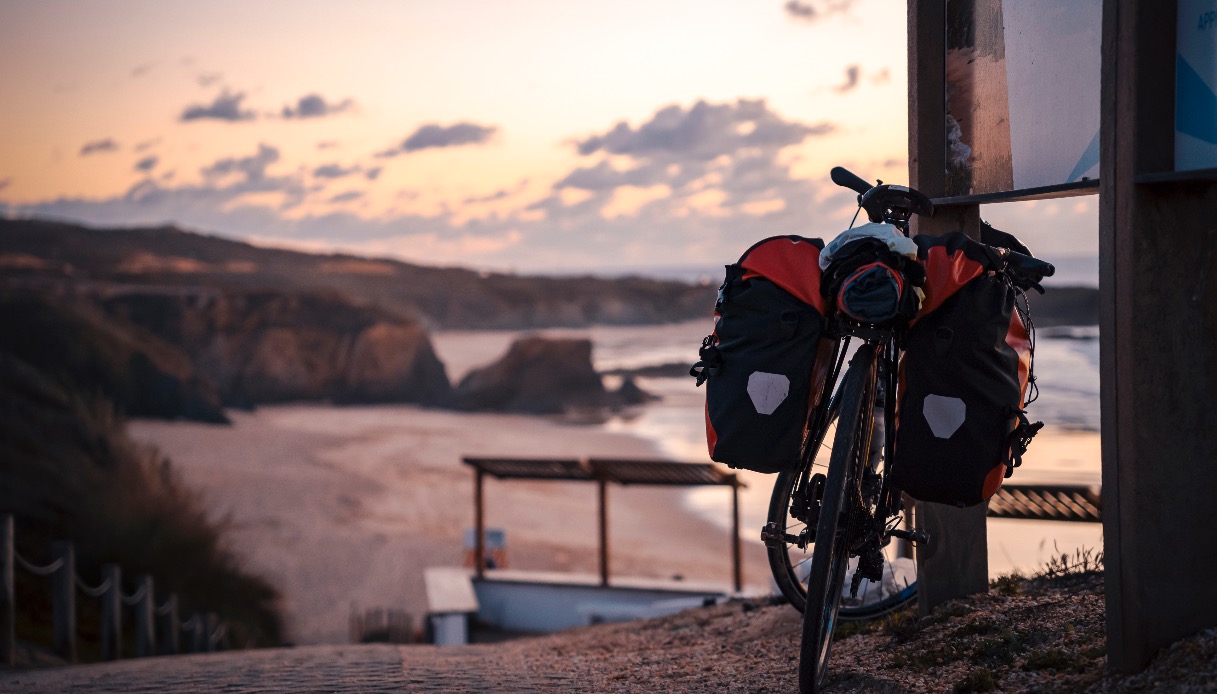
[888, 528, 930, 546]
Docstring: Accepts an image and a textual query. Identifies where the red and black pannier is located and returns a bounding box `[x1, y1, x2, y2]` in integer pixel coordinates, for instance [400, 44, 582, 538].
[890, 231, 1041, 506]
[692, 236, 832, 473]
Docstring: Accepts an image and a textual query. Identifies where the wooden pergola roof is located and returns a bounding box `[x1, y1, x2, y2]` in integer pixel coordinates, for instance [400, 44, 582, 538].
[463, 456, 743, 487]
[462, 456, 744, 592]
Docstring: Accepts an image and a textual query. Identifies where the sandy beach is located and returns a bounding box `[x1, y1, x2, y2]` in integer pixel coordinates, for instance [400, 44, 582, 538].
[128, 405, 770, 645]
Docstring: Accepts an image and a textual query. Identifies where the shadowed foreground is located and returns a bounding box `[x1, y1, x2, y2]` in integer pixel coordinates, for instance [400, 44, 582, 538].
[4, 573, 1216, 692]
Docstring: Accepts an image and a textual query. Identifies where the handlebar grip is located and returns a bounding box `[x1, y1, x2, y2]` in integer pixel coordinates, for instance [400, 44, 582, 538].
[830, 166, 874, 196]
[1004, 250, 1055, 280]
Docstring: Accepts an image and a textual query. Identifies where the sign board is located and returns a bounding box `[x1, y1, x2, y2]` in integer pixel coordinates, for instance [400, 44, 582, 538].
[944, 0, 1102, 199]
[1177, 0, 1217, 171]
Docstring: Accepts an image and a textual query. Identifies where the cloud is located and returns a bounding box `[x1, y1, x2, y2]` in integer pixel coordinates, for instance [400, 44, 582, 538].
[377, 122, 499, 158]
[281, 94, 355, 119]
[135, 138, 162, 152]
[784, 0, 855, 22]
[9, 102, 854, 272]
[131, 63, 154, 78]
[80, 138, 119, 156]
[0, 178, 11, 193]
[462, 180, 529, 205]
[180, 90, 256, 122]
[317, 141, 340, 150]
[201, 144, 281, 181]
[197, 72, 222, 87]
[312, 163, 361, 179]
[365, 167, 382, 181]
[871, 68, 891, 84]
[135, 155, 159, 172]
[329, 191, 364, 203]
[574, 99, 832, 162]
[835, 65, 861, 93]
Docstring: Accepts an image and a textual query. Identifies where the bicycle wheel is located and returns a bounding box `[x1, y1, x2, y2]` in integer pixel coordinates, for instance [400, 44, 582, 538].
[768, 385, 918, 620]
[799, 347, 876, 694]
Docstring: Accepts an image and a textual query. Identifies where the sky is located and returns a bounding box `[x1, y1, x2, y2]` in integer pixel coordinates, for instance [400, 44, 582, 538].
[0, 0, 1097, 274]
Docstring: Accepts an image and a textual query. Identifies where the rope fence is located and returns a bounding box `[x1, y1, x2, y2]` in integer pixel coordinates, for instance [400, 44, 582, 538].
[1, 514, 227, 665]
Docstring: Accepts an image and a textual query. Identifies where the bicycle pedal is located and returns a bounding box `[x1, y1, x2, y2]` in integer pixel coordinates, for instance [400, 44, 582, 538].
[889, 528, 930, 546]
[760, 522, 784, 548]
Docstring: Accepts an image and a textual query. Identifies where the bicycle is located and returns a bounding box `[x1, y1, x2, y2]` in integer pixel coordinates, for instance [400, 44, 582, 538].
[758, 167, 1055, 693]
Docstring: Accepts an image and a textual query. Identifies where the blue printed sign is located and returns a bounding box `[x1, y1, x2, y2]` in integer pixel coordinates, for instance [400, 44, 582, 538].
[1177, 0, 1217, 171]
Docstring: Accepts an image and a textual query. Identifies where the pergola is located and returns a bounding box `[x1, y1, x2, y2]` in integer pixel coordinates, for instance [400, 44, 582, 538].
[462, 457, 745, 592]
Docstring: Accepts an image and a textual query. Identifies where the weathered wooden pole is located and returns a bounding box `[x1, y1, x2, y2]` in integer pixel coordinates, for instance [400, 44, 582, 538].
[1, 515, 14, 666]
[51, 541, 76, 662]
[100, 564, 122, 660]
[474, 469, 486, 579]
[597, 478, 609, 587]
[730, 478, 742, 593]
[908, 0, 988, 617]
[1099, 0, 1217, 671]
[134, 575, 155, 657]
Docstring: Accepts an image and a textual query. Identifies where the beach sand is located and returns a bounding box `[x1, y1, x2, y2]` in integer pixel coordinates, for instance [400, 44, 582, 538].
[128, 405, 770, 645]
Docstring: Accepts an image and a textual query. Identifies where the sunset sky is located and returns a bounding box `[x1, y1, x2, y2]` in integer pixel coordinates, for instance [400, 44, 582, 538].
[0, 0, 1097, 274]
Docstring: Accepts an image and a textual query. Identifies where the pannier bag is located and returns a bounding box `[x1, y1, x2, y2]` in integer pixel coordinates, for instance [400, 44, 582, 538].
[890, 231, 1042, 506]
[691, 236, 830, 473]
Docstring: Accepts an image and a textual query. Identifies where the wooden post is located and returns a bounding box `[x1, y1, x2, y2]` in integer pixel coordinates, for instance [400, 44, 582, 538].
[474, 469, 486, 579]
[158, 593, 180, 655]
[51, 541, 76, 663]
[1, 515, 14, 666]
[1100, 0, 1217, 671]
[597, 479, 609, 587]
[205, 612, 218, 652]
[100, 564, 122, 660]
[134, 575, 155, 657]
[190, 613, 206, 653]
[730, 479, 742, 594]
[908, 0, 989, 616]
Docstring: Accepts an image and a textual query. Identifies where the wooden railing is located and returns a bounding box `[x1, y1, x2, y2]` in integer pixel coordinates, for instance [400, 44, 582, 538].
[1, 514, 225, 665]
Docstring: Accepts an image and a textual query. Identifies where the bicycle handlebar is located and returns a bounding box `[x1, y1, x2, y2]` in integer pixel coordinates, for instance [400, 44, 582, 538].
[830, 166, 873, 196]
[1002, 249, 1055, 284]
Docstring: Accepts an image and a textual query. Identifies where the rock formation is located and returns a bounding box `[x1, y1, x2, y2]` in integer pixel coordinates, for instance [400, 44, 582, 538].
[98, 288, 452, 407]
[454, 336, 608, 413]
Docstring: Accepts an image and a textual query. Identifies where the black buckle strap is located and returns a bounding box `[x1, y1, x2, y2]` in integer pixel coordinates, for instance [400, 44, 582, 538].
[690, 334, 722, 386]
[1004, 410, 1044, 478]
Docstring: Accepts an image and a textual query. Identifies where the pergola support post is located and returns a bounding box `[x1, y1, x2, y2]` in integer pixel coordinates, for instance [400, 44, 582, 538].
[597, 479, 609, 587]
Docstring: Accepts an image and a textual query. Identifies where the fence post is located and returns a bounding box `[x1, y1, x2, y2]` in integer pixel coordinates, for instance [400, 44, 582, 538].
[100, 564, 122, 660]
[2, 515, 14, 666]
[190, 612, 206, 653]
[158, 593, 180, 655]
[134, 575, 155, 657]
[51, 541, 76, 663]
[204, 612, 218, 652]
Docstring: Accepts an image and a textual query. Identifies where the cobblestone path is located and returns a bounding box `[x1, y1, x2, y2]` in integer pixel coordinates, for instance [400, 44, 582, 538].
[0, 643, 585, 693]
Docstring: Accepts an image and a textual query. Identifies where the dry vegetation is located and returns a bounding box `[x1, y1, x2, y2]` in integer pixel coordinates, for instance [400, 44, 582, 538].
[1, 350, 282, 660]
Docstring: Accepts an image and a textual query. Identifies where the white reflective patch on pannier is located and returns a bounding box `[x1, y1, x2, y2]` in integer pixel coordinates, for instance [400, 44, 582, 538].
[923, 395, 965, 438]
[747, 372, 790, 415]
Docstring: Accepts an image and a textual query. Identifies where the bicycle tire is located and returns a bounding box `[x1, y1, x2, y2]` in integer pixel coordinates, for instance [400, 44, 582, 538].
[798, 347, 876, 694]
[768, 381, 918, 620]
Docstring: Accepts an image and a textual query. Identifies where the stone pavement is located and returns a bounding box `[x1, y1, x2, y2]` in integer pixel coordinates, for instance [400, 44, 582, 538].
[0, 643, 584, 693]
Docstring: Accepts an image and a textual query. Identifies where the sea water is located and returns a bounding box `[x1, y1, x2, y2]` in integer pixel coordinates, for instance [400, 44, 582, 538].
[433, 317, 1104, 578]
